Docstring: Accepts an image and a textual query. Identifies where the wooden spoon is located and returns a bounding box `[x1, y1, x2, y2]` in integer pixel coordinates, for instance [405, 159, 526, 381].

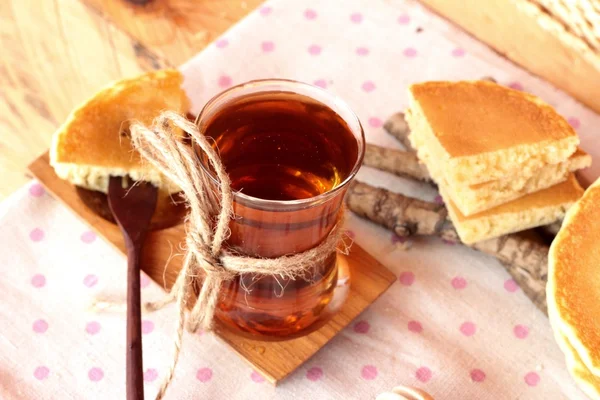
[108, 176, 158, 400]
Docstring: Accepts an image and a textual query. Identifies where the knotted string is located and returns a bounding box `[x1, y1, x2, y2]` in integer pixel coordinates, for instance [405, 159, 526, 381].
[129, 111, 345, 399]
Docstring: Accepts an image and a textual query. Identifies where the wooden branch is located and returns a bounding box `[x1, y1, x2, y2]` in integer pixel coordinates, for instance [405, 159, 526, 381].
[347, 181, 447, 237]
[383, 112, 413, 150]
[501, 261, 547, 312]
[364, 144, 431, 182]
[347, 180, 549, 313]
[537, 220, 563, 240]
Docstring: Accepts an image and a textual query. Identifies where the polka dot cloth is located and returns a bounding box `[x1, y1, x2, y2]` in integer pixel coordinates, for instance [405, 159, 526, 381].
[144, 368, 158, 382]
[196, 367, 213, 383]
[3, 0, 598, 398]
[251, 370, 265, 383]
[306, 367, 323, 381]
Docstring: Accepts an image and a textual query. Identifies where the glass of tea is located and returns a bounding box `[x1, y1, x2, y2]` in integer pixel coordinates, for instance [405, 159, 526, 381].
[197, 79, 365, 340]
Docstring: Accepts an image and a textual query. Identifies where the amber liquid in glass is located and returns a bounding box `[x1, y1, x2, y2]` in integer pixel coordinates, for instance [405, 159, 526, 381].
[202, 91, 359, 339]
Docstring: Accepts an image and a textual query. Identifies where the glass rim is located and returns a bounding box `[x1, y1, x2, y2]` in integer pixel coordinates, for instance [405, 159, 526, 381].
[196, 78, 365, 210]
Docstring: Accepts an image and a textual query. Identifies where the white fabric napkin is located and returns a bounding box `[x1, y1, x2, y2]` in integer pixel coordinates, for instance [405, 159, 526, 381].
[1, 0, 598, 399]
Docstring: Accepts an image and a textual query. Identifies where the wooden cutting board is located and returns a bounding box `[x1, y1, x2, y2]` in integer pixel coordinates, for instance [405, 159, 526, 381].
[28, 151, 397, 384]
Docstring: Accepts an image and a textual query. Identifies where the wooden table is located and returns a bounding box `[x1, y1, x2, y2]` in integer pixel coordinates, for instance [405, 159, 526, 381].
[0, 0, 263, 200]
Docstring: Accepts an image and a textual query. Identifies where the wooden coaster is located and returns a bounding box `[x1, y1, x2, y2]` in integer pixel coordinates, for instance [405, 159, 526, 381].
[28, 152, 397, 384]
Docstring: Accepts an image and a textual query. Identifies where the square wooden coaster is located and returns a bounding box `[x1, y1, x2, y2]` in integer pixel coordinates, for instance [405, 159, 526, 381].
[28, 152, 396, 384]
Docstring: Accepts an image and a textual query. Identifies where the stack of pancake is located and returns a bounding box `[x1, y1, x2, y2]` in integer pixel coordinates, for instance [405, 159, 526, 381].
[548, 178, 600, 399]
[406, 80, 591, 244]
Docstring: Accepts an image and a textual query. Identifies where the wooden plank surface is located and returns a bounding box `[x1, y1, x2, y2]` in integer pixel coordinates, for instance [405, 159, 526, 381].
[0, 0, 260, 200]
[27, 151, 397, 384]
[420, 0, 600, 114]
[81, 0, 264, 67]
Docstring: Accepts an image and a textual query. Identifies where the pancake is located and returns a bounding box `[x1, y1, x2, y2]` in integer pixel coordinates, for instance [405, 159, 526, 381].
[407, 80, 579, 186]
[409, 110, 590, 215]
[442, 174, 583, 244]
[548, 178, 600, 377]
[549, 295, 600, 400]
[50, 69, 190, 193]
[409, 119, 585, 243]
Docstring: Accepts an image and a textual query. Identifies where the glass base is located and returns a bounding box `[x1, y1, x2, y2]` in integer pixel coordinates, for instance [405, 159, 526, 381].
[215, 253, 351, 341]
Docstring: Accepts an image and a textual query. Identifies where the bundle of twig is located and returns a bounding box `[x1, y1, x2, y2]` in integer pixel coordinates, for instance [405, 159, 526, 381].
[347, 112, 550, 313]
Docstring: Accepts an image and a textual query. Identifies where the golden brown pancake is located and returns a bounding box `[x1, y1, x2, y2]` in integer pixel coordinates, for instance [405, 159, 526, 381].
[548, 177, 600, 378]
[50, 69, 190, 193]
[549, 293, 600, 399]
[407, 80, 579, 186]
[442, 174, 584, 244]
[410, 110, 590, 215]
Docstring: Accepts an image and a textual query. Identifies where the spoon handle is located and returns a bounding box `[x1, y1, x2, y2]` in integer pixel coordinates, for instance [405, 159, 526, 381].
[125, 236, 145, 400]
[107, 176, 158, 400]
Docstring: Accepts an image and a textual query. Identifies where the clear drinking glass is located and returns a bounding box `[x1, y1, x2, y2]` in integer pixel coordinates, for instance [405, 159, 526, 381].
[196, 79, 365, 340]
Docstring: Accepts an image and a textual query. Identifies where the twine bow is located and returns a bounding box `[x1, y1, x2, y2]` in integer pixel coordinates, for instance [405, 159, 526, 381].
[129, 111, 345, 399]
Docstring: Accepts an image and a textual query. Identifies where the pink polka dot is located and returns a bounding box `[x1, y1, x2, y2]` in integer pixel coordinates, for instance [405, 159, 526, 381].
[356, 47, 369, 56]
[350, 13, 363, 23]
[140, 273, 151, 288]
[304, 9, 317, 20]
[306, 367, 323, 381]
[83, 274, 98, 288]
[144, 368, 158, 382]
[514, 324, 529, 339]
[524, 371, 540, 386]
[504, 279, 519, 293]
[408, 320, 423, 333]
[215, 39, 228, 48]
[218, 75, 232, 88]
[452, 48, 466, 57]
[398, 14, 410, 24]
[33, 319, 48, 333]
[29, 228, 44, 242]
[568, 117, 580, 129]
[460, 322, 477, 336]
[259, 6, 272, 16]
[399, 271, 415, 286]
[368, 117, 382, 128]
[34, 366, 49, 380]
[344, 229, 355, 239]
[80, 231, 96, 244]
[416, 366, 432, 383]
[308, 44, 322, 55]
[471, 369, 486, 382]
[434, 195, 445, 205]
[392, 233, 407, 244]
[88, 367, 104, 382]
[141, 320, 154, 334]
[261, 41, 275, 52]
[313, 79, 327, 89]
[362, 81, 376, 92]
[29, 183, 45, 197]
[451, 276, 467, 290]
[403, 47, 417, 57]
[353, 320, 370, 334]
[86, 321, 101, 335]
[31, 274, 46, 288]
[196, 367, 213, 382]
[361, 365, 378, 380]
[509, 82, 523, 91]
[251, 371, 265, 383]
